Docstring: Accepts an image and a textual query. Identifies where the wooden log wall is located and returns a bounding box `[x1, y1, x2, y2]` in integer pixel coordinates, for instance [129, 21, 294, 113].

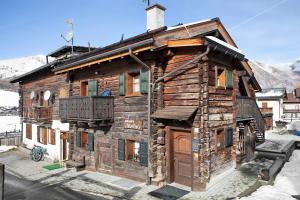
[69, 58, 150, 181]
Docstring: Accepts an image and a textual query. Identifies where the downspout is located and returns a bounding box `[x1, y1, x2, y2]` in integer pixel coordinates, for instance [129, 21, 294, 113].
[129, 49, 152, 185]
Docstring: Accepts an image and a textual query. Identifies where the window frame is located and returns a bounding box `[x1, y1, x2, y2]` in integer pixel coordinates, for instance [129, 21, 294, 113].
[126, 72, 141, 97]
[126, 139, 141, 162]
[215, 66, 233, 89]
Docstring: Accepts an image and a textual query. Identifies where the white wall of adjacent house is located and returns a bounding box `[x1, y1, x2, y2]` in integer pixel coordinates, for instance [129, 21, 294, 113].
[23, 120, 69, 161]
[257, 99, 283, 125]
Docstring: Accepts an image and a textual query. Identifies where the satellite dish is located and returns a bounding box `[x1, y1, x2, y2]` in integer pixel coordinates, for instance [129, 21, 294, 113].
[44, 90, 51, 100]
[30, 91, 36, 100]
[64, 30, 74, 42]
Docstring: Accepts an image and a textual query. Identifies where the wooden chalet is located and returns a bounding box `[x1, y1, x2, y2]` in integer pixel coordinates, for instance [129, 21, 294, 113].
[12, 4, 264, 191]
[10, 45, 93, 161]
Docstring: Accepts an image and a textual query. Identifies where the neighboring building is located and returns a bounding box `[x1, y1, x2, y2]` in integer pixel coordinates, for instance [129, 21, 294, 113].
[282, 88, 300, 122]
[11, 46, 93, 161]
[12, 4, 264, 191]
[256, 88, 286, 128]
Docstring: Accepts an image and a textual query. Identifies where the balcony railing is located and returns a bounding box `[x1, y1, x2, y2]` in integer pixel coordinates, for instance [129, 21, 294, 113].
[59, 96, 114, 122]
[237, 96, 264, 134]
[23, 107, 53, 122]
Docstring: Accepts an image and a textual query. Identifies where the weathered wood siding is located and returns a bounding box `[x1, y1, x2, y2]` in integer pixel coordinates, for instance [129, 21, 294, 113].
[69, 59, 149, 181]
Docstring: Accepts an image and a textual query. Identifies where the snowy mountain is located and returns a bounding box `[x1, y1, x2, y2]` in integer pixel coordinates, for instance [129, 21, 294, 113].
[0, 55, 47, 80]
[249, 60, 300, 91]
[0, 55, 47, 91]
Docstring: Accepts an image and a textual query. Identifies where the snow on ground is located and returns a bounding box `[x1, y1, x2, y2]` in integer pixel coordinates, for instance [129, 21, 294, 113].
[0, 90, 19, 107]
[265, 130, 300, 142]
[0, 116, 21, 133]
[240, 150, 300, 200]
[0, 146, 16, 153]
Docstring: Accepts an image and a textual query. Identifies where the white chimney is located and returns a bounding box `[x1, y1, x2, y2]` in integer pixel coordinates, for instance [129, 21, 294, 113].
[146, 4, 166, 31]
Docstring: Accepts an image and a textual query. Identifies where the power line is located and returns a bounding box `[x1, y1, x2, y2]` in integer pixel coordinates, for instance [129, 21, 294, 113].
[230, 0, 289, 31]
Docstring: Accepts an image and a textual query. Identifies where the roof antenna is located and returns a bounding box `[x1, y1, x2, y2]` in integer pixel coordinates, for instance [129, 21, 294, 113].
[61, 19, 74, 56]
[120, 33, 124, 42]
[143, 0, 150, 6]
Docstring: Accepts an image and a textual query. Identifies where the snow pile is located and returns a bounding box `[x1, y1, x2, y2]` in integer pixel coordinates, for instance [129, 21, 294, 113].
[206, 36, 242, 54]
[256, 90, 285, 98]
[287, 121, 300, 131]
[240, 150, 300, 200]
[0, 146, 17, 153]
[0, 90, 19, 107]
[0, 116, 21, 133]
[265, 130, 300, 142]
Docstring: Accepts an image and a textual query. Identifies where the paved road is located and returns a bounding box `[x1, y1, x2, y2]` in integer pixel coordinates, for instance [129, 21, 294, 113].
[4, 172, 107, 200]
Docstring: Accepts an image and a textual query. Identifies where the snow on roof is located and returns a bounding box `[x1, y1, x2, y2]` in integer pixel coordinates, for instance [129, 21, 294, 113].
[167, 19, 211, 31]
[0, 90, 19, 107]
[256, 88, 286, 98]
[205, 36, 242, 54]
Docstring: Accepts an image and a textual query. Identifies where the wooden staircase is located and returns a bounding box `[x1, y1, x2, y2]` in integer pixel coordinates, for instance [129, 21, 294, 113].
[249, 119, 265, 143]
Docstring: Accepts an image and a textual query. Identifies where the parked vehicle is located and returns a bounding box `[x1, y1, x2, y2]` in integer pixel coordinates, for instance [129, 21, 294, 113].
[30, 145, 47, 162]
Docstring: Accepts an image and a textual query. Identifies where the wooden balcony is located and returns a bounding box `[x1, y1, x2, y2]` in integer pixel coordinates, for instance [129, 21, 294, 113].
[23, 107, 53, 122]
[237, 96, 265, 134]
[59, 96, 114, 123]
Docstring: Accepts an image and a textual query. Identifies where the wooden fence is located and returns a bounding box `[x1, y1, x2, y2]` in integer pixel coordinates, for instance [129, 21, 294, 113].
[0, 132, 22, 146]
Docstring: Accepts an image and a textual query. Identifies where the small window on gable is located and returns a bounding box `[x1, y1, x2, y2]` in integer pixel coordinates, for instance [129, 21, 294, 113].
[217, 67, 226, 88]
[127, 140, 140, 162]
[216, 66, 233, 89]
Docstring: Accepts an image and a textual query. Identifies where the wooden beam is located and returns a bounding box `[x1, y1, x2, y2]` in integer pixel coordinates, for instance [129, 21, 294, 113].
[55, 46, 154, 74]
[167, 38, 204, 48]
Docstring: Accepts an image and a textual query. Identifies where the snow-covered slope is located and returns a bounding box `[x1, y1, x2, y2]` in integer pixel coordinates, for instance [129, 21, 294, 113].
[0, 55, 47, 80]
[249, 60, 300, 91]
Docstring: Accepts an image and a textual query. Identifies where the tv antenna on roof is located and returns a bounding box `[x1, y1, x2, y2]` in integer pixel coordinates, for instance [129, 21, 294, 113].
[61, 19, 74, 56]
[143, 0, 150, 6]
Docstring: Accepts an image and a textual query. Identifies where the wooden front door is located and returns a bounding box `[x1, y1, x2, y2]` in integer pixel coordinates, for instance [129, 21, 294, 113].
[172, 130, 192, 187]
[61, 132, 68, 160]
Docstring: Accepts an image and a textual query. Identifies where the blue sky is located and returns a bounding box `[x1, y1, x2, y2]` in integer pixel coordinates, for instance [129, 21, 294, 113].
[0, 0, 299, 63]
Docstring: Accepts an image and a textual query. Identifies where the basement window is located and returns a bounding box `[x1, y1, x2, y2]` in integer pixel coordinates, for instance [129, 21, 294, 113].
[126, 140, 140, 162]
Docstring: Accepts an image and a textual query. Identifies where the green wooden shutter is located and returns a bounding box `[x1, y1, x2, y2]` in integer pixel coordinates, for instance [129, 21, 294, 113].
[225, 127, 233, 147]
[118, 138, 125, 160]
[226, 69, 233, 89]
[139, 142, 148, 167]
[119, 72, 126, 96]
[140, 68, 148, 94]
[76, 131, 81, 148]
[87, 133, 94, 151]
[88, 80, 98, 96]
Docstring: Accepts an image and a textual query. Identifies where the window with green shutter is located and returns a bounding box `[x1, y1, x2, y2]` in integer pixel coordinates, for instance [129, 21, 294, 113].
[119, 72, 126, 96]
[87, 133, 94, 151]
[139, 142, 148, 167]
[118, 138, 125, 160]
[140, 68, 148, 94]
[76, 131, 81, 148]
[225, 127, 233, 147]
[226, 69, 233, 89]
[88, 80, 98, 96]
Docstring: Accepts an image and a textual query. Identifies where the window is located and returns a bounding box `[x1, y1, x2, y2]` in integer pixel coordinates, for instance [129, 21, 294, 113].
[127, 140, 140, 162]
[117, 138, 148, 166]
[216, 66, 233, 89]
[81, 132, 88, 149]
[262, 102, 268, 108]
[49, 129, 56, 145]
[216, 128, 225, 150]
[216, 127, 233, 150]
[81, 80, 98, 96]
[119, 69, 148, 96]
[126, 73, 141, 96]
[37, 126, 48, 145]
[26, 124, 32, 139]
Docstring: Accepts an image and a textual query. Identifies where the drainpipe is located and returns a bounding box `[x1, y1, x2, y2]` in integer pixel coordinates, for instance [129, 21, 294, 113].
[129, 49, 152, 185]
